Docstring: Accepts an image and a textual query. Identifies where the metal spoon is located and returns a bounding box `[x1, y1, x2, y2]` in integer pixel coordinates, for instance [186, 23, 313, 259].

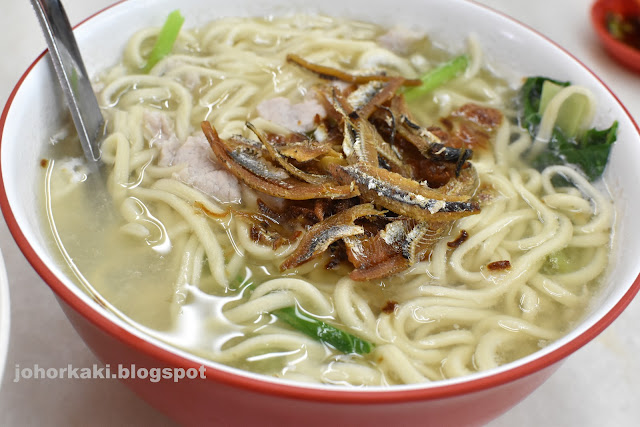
[30, 0, 104, 168]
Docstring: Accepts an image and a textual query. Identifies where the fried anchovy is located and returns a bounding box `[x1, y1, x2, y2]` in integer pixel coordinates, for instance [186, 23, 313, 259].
[357, 118, 409, 174]
[279, 140, 338, 162]
[347, 80, 392, 120]
[440, 165, 479, 197]
[283, 224, 364, 269]
[202, 121, 358, 200]
[246, 122, 330, 185]
[380, 219, 411, 247]
[351, 120, 380, 166]
[331, 92, 404, 171]
[401, 222, 448, 265]
[343, 120, 361, 162]
[353, 78, 405, 120]
[281, 203, 384, 270]
[377, 105, 398, 149]
[286, 53, 422, 86]
[229, 134, 263, 150]
[331, 93, 378, 166]
[348, 80, 385, 110]
[400, 115, 472, 175]
[401, 115, 470, 160]
[330, 163, 479, 221]
[229, 147, 292, 185]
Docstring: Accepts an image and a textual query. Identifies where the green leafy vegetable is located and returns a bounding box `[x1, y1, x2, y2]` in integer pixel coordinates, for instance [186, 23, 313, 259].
[565, 122, 617, 181]
[142, 10, 185, 73]
[404, 54, 469, 101]
[519, 76, 617, 182]
[519, 76, 570, 135]
[530, 122, 618, 182]
[274, 306, 374, 355]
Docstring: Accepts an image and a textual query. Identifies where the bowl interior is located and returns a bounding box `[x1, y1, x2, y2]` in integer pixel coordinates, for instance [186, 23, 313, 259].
[2, 0, 640, 393]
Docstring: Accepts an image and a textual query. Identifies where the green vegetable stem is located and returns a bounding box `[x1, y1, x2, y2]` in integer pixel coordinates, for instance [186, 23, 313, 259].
[273, 306, 374, 355]
[142, 10, 185, 73]
[404, 54, 469, 101]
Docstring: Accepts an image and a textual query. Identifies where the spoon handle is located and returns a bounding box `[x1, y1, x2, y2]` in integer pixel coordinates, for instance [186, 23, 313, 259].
[30, 0, 103, 164]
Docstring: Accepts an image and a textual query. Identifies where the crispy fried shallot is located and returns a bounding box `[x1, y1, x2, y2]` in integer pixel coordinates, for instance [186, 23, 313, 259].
[438, 103, 503, 151]
[487, 260, 511, 271]
[447, 229, 469, 248]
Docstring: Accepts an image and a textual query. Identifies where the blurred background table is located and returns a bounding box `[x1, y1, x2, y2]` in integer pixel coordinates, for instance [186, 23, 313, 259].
[0, 0, 638, 425]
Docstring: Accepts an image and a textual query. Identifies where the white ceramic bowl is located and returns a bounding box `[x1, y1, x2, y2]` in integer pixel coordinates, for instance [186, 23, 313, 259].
[1, 0, 640, 425]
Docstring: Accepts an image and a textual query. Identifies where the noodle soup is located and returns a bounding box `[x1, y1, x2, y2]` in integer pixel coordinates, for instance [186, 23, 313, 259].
[43, 14, 615, 386]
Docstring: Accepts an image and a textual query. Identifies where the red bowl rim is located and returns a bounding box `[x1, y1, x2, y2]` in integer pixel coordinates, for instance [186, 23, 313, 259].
[2, 0, 640, 405]
[591, 0, 640, 72]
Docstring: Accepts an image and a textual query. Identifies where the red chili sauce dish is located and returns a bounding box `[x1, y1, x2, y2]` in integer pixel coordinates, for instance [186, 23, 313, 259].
[591, 0, 640, 72]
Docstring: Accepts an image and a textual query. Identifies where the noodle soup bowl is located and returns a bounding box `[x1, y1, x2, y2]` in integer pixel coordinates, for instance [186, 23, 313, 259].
[2, 0, 640, 425]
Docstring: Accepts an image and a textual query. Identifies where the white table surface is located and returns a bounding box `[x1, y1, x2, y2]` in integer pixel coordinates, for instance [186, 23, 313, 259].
[1, 0, 639, 425]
